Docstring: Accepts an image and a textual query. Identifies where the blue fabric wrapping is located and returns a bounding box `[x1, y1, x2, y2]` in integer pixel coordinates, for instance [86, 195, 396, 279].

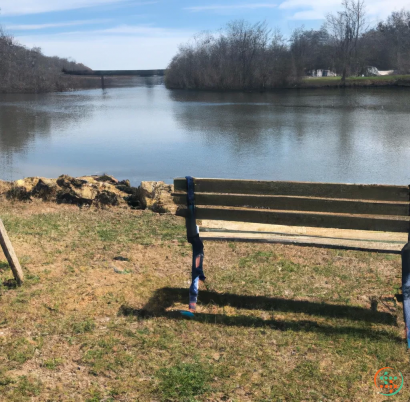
[186, 176, 195, 206]
[185, 176, 205, 311]
[402, 242, 410, 348]
[185, 176, 198, 239]
[188, 235, 205, 310]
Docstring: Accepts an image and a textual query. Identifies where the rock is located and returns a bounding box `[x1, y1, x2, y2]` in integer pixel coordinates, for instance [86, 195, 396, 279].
[1, 174, 177, 212]
[56, 175, 128, 207]
[0, 180, 12, 196]
[7, 186, 32, 201]
[93, 174, 118, 184]
[57, 175, 88, 189]
[56, 175, 98, 205]
[118, 179, 131, 187]
[31, 178, 58, 201]
[7, 177, 41, 201]
[14, 177, 40, 192]
[123, 187, 142, 208]
[116, 185, 134, 195]
[139, 181, 177, 214]
[95, 190, 121, 206]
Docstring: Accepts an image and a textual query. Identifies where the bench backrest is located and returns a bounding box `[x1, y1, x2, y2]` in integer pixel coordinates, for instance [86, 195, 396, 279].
[173, 178, 410, 234]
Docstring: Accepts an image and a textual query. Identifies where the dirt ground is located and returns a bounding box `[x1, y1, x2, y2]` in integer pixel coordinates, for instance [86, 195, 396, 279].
[0, 199, 408, 401]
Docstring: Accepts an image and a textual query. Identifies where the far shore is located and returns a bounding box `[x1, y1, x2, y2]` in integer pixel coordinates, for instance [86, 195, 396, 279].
[1, 74, 409, 95]
[164, 74, 410, 92]
[297, 75, 410, 89]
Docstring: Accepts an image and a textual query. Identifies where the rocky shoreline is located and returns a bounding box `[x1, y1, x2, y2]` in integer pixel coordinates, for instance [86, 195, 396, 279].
[0, 174, 177, 214]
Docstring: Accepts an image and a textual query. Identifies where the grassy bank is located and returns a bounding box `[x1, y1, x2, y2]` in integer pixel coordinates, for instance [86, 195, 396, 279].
[0, 200, 408, 401]
[301, 75, 410, 88]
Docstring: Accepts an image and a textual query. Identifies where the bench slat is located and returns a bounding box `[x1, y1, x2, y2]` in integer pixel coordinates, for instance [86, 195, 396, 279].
[172, 193, 409, 216]
[174, 178, 409, 202]
[176, 207, 410, 233]
[199, 231, 404, 254]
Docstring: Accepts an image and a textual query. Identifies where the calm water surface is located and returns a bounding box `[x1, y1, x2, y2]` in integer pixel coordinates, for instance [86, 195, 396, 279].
[1, 78, 409, 185]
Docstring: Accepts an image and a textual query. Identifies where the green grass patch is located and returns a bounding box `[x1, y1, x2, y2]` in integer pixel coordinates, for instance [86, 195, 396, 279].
[6, 338, 41, 364]
[72, 319, 96, 334]
[41, 358, 64, 370]
[0, 261, 10, 270]
[156, 362, 213, 402]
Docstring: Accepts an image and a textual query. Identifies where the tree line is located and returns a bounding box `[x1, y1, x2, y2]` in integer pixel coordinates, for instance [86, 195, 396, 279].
[165, 0, 410, 90]
[0, 28, 99, 93]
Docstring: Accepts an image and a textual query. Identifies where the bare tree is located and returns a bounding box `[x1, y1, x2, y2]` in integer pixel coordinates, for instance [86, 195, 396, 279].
[326, 0, 368, 83]
[165, 20, 295, 91]
[378, 10, 410, 73]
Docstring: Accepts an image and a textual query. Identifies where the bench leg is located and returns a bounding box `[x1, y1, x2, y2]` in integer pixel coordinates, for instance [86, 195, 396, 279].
[188, 235, 205, 311]
[402, 242, 410, 348]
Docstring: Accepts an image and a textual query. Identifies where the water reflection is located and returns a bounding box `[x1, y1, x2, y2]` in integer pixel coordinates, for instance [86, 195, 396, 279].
[169, 88, 410, 184]
[0, 98, 52, 153]
[0, 83, 409, 185]
[0, 93, 95, 180]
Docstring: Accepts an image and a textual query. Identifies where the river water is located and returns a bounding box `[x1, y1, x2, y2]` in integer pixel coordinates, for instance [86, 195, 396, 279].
[0, 78, 409, 186]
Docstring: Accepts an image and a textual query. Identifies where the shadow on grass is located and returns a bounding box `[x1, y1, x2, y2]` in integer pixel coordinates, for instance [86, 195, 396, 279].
[1, 279, 18, 289]
[118, 287, 401, 343]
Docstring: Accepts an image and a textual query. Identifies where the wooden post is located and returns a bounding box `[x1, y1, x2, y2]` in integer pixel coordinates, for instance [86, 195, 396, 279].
[0, 219, 24, 285]
[101, 75, 105, 89]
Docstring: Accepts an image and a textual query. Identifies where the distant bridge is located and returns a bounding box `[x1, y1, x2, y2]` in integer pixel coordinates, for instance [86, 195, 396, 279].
[62, 69, 165, 88]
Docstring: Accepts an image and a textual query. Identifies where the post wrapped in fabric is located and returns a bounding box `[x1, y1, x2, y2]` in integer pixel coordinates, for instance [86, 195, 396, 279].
[185, 176, 205, 311]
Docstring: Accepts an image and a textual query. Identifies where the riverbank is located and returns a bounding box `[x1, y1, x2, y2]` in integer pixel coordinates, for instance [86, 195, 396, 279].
[0, 175, 176, 213]
[0, 76, 103, 94]
[0, 199, 408, 401]
[298, 75, 410, 89]
[165, 74, 410, 92]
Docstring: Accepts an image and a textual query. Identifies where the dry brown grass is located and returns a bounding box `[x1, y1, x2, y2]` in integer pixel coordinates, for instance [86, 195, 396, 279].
[0, 199, 408, 401]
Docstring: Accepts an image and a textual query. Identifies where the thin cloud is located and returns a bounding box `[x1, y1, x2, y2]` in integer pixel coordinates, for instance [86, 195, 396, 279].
[6, 20, 111, 31]
[185, 3, 277, 12]
[279, 0, 410, 19]
[99, 24, 191, 37]
[0, 0, 157, 16]
[50, 24, 193, 38]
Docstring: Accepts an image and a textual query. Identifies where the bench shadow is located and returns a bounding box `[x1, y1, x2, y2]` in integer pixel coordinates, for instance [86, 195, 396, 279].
[118, 287, 402, 342]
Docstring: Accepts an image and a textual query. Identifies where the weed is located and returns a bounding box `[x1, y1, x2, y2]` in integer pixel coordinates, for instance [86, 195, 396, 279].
[14, 376, 42, 397]
[276, 259, 300, 273]
[228, 242, 236, 251]
[41, 358, 63, 370]
[0, 260, 9, 270]
[72, 319, 96, 334]
[6, 338, 39, 364]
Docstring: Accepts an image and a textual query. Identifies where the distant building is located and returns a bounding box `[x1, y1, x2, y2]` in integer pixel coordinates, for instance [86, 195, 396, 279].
[306, 69, 337, 77]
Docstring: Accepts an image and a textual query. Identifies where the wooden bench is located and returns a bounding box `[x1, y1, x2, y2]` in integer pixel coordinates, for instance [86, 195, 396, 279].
[173, 177, 410, 344]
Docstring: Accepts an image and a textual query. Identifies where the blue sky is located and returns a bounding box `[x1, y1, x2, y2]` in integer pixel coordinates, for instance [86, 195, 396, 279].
[1, 0, 409, 69]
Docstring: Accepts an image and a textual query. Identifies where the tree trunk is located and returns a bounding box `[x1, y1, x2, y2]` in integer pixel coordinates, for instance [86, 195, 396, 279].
[341, 66, 347, 85]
